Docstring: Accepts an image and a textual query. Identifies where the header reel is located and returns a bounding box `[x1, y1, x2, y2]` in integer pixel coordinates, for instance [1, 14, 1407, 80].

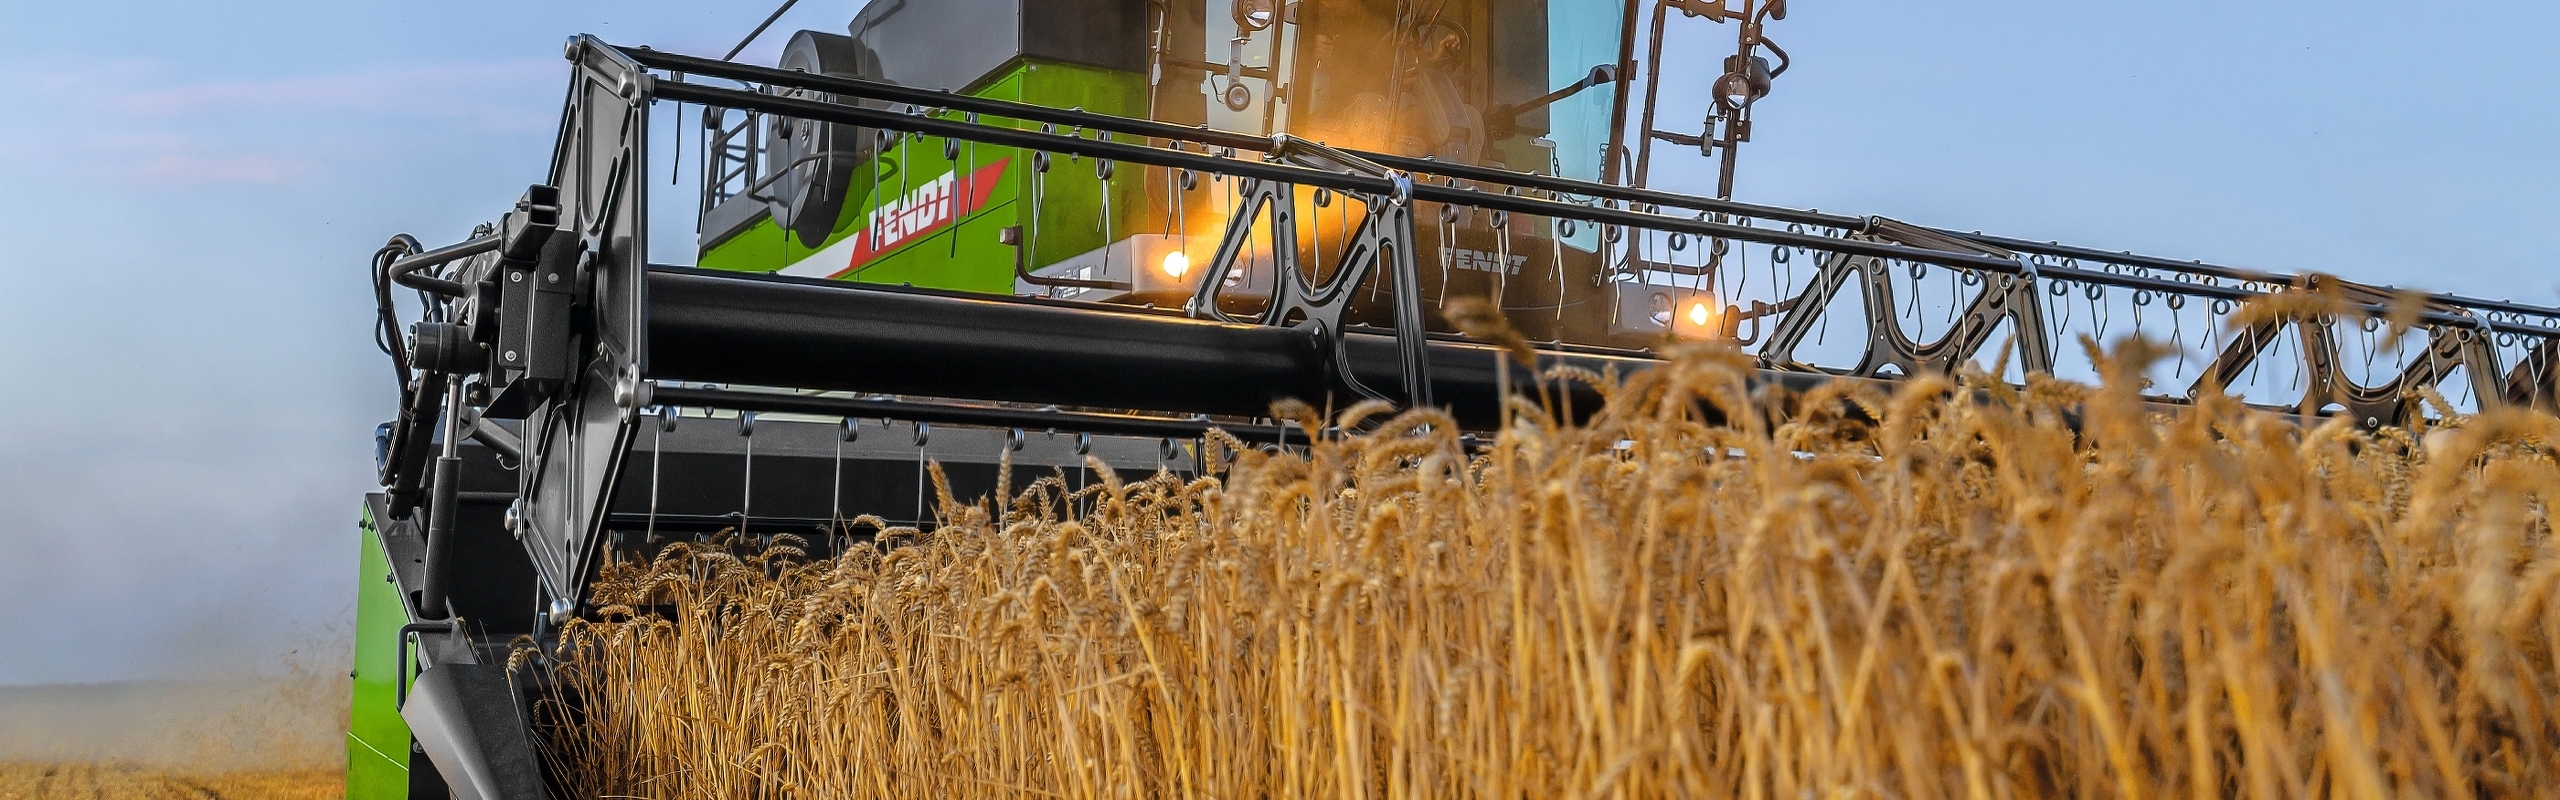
[374, 36, 2560, 622]
[352, 24, 2560, 800]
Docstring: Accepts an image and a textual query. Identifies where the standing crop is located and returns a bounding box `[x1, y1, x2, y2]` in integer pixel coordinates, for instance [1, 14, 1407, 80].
[534, 341, 2560, 799]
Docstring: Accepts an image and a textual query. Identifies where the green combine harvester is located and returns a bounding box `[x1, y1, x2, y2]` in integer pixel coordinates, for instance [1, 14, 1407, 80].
[348, 1, 2560, 797]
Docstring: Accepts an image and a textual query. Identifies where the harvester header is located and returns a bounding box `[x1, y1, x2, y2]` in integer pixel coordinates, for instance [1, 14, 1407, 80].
[346, 3, 2560, 798]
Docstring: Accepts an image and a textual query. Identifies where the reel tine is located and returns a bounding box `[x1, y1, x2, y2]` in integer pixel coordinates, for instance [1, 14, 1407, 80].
[832, 417, 854, 541]
[647, 405, 664, 546]
[912, 421, 931, 528]
[738, 410, 756, 536]
[2170, 292, 2188, 380]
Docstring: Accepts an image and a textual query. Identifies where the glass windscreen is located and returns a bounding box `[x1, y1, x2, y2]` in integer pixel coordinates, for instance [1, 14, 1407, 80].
[1286, 0, 1623, 181]
[1154, 1, 1625, 181]
[1140, 1, 1657, 350]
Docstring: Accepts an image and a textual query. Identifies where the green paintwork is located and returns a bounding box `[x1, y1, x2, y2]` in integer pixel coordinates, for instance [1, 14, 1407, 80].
[346, 506, 414, 800]
[697, 59, 1149, 291]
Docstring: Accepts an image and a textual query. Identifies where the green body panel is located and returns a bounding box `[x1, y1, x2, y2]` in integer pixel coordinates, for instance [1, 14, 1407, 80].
[346, 507, 415, 800]
[347, 740, 409, 800]
[698, 59, 1148, 291]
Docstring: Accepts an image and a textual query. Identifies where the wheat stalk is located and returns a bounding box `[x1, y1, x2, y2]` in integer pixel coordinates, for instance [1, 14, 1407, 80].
[531, 341, 2560, 799]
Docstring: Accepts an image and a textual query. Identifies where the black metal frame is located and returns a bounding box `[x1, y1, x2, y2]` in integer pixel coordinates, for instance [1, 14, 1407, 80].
[1182, 141, 1433, 408]
[644, 45, 2557, 415]
[374, 31, 2560, 658]
[358, 35, 2560, 798]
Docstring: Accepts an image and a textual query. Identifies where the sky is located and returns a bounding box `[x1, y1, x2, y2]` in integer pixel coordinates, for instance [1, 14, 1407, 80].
[0, 0, 2552, 686]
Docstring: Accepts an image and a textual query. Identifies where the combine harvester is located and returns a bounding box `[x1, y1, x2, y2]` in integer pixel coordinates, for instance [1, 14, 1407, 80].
[347, 1, 2560, 797]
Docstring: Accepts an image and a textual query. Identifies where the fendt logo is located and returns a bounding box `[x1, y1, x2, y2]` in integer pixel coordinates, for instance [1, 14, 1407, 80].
[784, 157, 1011, 279]
[1450, 248, 1527, 275]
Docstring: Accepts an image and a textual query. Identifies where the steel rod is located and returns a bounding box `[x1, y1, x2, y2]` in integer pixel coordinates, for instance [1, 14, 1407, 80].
[1953, 228, 2560, 322]
[417, 376, 464, 621]
[649, 79, 2027, 272]
[622, 38, 1861, 229]
[650, 385, 1296, 443]
[614, 38, 2560, 329]
[1360, 151, 1864, 229]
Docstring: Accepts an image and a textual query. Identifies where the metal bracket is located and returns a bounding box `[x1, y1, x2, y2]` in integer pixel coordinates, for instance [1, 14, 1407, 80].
[1185, 173, 1432, 409]
[394, 621, 457, 709]
[1759, 222, 2049, 379]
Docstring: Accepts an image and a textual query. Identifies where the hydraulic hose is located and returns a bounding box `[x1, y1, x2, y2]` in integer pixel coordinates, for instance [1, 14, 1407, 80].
[371, 237, 422, 389]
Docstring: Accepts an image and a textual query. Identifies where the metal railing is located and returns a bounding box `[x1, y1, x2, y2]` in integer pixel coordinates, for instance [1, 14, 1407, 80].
[618, 36, 2560, 428]
[405, 34, 2560, 624]
[700, 107, 762, 210]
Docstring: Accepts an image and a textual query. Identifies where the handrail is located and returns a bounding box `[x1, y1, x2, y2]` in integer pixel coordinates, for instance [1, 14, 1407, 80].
[647, 79, 2027, 274]
[606, 36, 2560, 327]
[1946, 227, 2560, 322]
[618, 39, 1863, 230]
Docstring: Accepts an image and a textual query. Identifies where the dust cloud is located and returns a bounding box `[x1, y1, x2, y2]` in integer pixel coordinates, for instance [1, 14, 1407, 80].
[0, 645, 349, 773]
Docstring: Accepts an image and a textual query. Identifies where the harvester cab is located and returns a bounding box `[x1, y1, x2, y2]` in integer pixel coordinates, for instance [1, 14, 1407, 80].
[697, 0, 1645, 344]
[348, 2, 2560, 799]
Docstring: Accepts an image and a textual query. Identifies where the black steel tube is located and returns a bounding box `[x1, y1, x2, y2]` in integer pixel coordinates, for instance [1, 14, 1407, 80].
[650, 80, 2023, 272]
[418, 378, 464, 621]
[467, 419, 523, 464]
[2030, 263, 2267, 300]
[651, 385, 1296, 443]
[388, 234, 498, 297]
[646, 267, 1329, 417]
[1946, 229, 2291, 287]
[2034, 262, 2540, 335]
[643, 268, 1824, 430]
[1403, 183, 2022, 272]
[417, 454, 460, 620]
[2429, 293, 2560, 323]
[1362, 151, 1865, 230]
[1958, 229, 2560, 324]
[645, 260, 2275, 424]
[393, 621, 455, 708]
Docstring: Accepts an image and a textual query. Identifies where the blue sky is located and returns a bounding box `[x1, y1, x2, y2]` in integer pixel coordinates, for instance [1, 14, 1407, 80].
[0, 0, 2551, 685]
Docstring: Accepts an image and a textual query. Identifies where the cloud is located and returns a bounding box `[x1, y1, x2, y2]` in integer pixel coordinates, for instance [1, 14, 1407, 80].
[0, 58, 561, 189]
[0, 130, 321, 188]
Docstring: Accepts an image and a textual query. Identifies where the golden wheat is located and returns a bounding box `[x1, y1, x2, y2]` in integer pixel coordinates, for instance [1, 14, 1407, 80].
[531, 339, 2560, 799]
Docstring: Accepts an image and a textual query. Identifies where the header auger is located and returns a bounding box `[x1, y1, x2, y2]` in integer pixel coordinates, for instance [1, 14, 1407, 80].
[348, 3, 2560, 798]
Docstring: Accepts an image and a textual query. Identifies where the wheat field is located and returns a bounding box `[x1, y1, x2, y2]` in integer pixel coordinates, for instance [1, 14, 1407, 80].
[0, 763, 338, 800]
[532, 336, 2560, 799]
[0, 669, 348, 800]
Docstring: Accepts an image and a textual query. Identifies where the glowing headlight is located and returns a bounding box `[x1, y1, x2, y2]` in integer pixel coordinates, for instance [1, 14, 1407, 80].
[1161, 251, 1191, 280]
[1687, 301, 1712, 328]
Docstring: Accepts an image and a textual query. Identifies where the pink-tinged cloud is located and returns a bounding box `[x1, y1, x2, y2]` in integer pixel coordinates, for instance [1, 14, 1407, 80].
[0, 58, 564, 188]
[132, 152, 311, 187]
